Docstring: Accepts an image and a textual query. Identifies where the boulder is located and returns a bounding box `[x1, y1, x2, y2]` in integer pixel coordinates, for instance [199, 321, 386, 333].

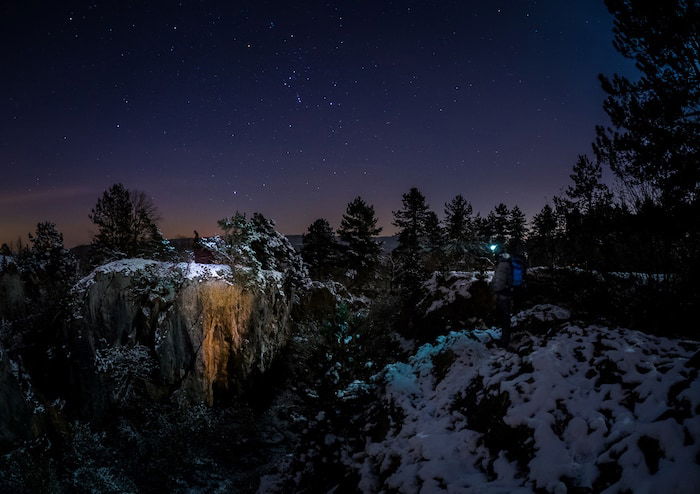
[512, 304, 571, 334]
[75, 260, 294, 406]
[0, 270, 26, 320]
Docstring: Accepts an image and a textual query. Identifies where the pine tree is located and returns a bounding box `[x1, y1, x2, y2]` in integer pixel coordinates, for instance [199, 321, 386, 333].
[507, 205, 528, 253]
[594, 0, 700, 206]
[337, 196, 382, 286]
[473, 214, 490, 242]
[251, 213, 304, 276]
[565, 155, 612, 213]
[16, 222, 78, 393]
[217, 212, 261, 277]
[393, 187, 434, 288]
[487, 203, 510, 246]
[90, 183, 172, 262]
[423, 210, 446, 272]
[444, 194, 473, 265]
[394, 188, 431, 253]
[22, 222, 77, 294]
[301, 218, 339, 280]
[556, 155, 617, 269]
[424, 211, 445, 252]
[528, 204, 558, 267]
[218, 212, 305, 283]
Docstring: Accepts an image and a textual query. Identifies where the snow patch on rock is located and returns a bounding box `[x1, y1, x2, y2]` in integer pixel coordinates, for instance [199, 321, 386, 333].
[512, 304, 571, 328]
[421, 271, 493, 314]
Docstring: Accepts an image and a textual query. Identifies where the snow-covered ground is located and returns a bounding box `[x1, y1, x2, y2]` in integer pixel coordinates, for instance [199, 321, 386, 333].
[353, 309, 700, 493]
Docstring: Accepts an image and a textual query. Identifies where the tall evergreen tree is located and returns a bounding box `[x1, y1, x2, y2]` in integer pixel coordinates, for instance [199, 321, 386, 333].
[487, 203, 510, 246]
[507, 205, 528, 253]
[594, 0, 699, 206]
[556, 154, 617, 269]
[528, 204, 559, 267]
[22, 221, 77, 298]
[16, 222, 78, 395]
[218, 211, 259, 269]
[473, 214, 490, 242]
[301, 218, 340, 280]
[219, 212, 303, 276]
[423, 211, 445, 252]
[423, 210, 446, 272]
[393, 188, 430, 255]
[565, 155, 612, 213]
[337, 196, 382, 286]
[393, 187, 434, 288]
[444, 194, 474, 265]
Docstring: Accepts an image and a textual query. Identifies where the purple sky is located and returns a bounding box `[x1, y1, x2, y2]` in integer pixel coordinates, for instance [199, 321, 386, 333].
[1, 1, 636, 247]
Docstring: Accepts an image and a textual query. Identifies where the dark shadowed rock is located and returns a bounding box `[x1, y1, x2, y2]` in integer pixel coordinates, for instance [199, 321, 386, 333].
[0, 270, 25, 320]
[0, 349, 36, 449]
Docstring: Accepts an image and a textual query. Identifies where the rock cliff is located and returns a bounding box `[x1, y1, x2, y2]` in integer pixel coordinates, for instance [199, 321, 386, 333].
[76, 259, 294, 406]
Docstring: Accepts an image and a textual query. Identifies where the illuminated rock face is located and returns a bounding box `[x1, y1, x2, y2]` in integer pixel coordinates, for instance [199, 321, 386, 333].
[79, 261, 293, 406]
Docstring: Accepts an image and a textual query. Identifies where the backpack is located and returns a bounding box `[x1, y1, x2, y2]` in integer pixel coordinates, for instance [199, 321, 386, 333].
[510, 257, 525, 288]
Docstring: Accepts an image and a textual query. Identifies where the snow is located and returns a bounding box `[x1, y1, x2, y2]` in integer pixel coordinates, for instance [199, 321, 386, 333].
[421, 271, 493, 314]
[74, 258, 283, 292]
[354, 315, 700, 493]
[177, 262, 232, 280]
[512, 304, 571, 326]
[528, 266, 668, 283]
[83, 258, 231, 281]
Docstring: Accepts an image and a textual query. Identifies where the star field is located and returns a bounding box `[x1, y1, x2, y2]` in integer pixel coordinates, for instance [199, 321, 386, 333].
[0, 1, 637, 246]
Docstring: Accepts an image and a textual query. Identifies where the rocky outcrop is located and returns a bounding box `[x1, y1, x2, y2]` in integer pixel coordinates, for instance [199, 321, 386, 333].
[75, 260, 294, 406]
[0, 270, 25, 320]
[0, 349, 39, 449]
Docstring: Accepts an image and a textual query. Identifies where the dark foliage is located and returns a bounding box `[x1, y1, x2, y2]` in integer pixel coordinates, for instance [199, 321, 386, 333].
[337, 196, 382, 288]
[6, 223, 79, 401]
[392, 187, 437, 289]
[507, 205, 527, 254]
[443, 194, 475, 268]
[301, 218, 340, 280]
[527, 204, 559, 267]
[594, 0, 699, 207]
[89, 183, 173, 263]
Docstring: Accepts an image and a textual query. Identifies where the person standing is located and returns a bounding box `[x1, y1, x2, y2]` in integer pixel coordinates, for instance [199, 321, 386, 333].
[491, 252, 513, 346]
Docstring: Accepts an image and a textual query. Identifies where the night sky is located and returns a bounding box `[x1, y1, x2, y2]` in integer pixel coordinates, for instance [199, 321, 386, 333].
[1, 1, 637, 247]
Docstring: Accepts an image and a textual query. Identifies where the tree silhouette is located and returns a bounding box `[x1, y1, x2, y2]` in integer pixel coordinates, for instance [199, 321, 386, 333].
[594, 0, 700, 206]
[337, 196, 382, 286]
[90, 183, 172, 262]
[302, 218, 340, 280]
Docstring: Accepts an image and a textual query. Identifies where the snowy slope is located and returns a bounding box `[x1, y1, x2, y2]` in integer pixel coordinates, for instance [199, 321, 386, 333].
[354, 312, 700, 493]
